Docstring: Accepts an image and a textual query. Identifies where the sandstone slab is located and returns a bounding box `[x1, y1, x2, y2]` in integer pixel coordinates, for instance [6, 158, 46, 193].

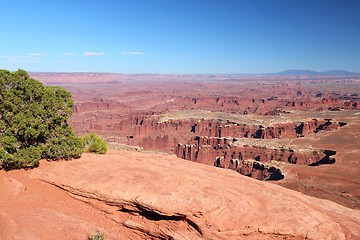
[30, 150, 360, 240]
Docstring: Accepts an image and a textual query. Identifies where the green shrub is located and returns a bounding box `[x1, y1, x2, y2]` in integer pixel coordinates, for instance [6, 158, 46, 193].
[88, 231, 105, 240]
[1, 146, 42, 169]
[83, 133, 108, 154]
[0, 69, 84, 170]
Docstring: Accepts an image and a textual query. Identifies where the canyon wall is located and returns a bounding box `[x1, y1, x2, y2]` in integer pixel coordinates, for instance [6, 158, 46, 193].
[175, 136, 334, 166]
[177, 96, 359, 114]
[103, 115, 345, 152]
[72, 97, 359, 117]
[70, 108, 344, 181]
[175, 136, 336, 180]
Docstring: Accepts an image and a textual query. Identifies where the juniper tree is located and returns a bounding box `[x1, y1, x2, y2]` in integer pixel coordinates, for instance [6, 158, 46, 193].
[0, 69, 84, 169]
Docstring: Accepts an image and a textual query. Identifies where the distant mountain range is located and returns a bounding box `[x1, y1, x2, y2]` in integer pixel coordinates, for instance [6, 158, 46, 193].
[29, 69, 360, 77]
[272, 70, 360, 76]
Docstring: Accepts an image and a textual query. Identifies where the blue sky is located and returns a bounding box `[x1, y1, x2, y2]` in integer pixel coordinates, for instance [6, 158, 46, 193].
[1, 0, 359, 74]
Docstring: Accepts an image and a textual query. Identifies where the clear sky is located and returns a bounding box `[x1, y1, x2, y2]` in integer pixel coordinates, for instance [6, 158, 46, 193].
[1, 0, 359, 74]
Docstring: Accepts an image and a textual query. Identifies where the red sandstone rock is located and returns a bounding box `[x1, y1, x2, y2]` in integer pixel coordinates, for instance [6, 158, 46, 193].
[15, 150, 357, 239]
[175, 136, 331, 166]
[84, 114, 344, 153]
[72, 101, 129, 114]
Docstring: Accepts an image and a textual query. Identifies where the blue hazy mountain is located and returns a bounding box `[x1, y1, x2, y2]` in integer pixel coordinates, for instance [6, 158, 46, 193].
[273, 69, 359, 76]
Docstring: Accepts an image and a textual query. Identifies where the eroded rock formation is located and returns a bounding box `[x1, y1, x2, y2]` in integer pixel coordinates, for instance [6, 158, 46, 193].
[73, 101, 128, 114]
[72, 111, 344, 181]
[227, 158, 284, 180]
[104, 114, 346, 151]
[175, 136, 336, 180]
[27, 151, 360, 240]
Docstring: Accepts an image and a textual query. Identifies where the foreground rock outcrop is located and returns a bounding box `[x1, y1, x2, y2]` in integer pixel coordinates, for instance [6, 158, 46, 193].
[22, 150, 360, 240]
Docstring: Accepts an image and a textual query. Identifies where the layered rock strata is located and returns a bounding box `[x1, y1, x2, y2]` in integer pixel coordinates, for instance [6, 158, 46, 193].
[175, 136, 336, 180]
[107, 115, 345, 152]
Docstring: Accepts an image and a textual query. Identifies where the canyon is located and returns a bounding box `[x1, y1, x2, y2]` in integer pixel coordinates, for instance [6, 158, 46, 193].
[32, 72, 360, 210]
[1, 72, 359, 239]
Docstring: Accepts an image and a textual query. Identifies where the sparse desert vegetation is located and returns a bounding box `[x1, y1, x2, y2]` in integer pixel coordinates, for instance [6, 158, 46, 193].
[88, 231, 105, 240]
[83, 132, 108, 154]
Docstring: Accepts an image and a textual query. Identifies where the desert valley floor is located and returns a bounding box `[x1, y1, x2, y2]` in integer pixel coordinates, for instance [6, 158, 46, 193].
[1, 73, 360, 239]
